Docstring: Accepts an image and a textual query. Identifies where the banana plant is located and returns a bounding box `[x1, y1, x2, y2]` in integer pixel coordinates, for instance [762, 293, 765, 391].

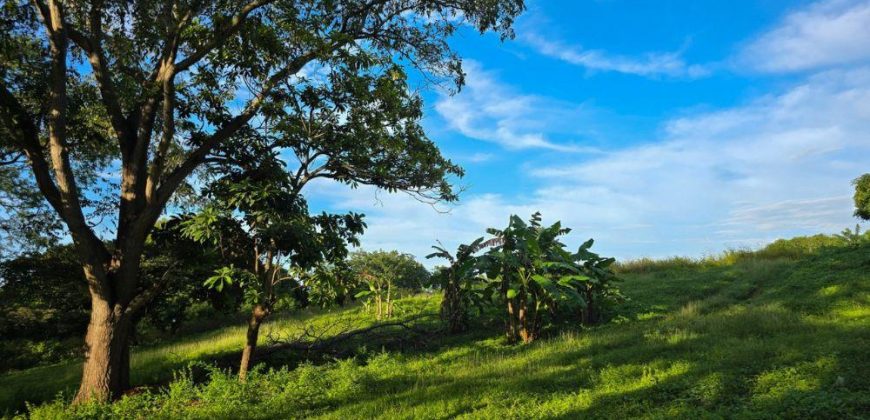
[570, 239, 622, 325]
[480, 213, 619, 343]
[426, 238, 490, 333]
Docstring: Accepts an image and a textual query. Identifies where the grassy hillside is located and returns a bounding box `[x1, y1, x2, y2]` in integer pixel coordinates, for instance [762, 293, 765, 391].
[4, 237, 869, 419]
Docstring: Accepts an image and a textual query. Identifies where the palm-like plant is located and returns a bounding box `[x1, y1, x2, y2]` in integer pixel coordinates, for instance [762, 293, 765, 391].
[427, 238, 489, 333]
[569, 238, 621, 325]
[481, 213, 619, 343]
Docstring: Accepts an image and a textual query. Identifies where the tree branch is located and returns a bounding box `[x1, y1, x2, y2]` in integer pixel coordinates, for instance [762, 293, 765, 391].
[0, 82, 64, 215]
[31, 0, 112, 292]
[172, 0, 275, 74]
[65, 4, 129, 146]
[146, 51, 320, 228]
[125, 262, 179, 316]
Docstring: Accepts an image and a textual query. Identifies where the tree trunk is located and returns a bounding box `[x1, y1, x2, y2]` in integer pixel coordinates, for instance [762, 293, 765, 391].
[518, 294, 534, 344]
[239, 305, 267, 381]
[73, 296, 132, 403]
[375, 293, 382, 320]
[385, 282, 392, 319]
[582, 288, 597, 325]
[442, 279, 465, 333]
[506, 298, 518, 344]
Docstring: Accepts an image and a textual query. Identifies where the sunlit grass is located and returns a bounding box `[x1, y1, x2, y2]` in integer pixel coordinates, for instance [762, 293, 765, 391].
[4, 240, 869, 418]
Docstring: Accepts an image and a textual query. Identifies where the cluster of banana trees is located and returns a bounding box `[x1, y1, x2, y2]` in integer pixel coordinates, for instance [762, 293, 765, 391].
[355, 270, 396, 320]
[427, 239, 490, 333]
[428, 213, 621, 343]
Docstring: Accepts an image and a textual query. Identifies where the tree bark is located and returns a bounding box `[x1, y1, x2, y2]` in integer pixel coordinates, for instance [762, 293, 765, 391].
[239, 305, 267, 381]
[506, 298, 518, 344]
[517, 294, 533, 344]
[442, 279, 465, 333]
[73, 295, 132, 403]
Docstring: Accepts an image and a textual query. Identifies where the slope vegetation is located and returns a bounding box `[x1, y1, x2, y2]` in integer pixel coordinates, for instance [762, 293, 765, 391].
[6, 236, 869, 419]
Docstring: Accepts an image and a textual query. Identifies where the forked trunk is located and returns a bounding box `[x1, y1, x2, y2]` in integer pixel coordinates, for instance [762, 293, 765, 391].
[239, 305, 267, 380]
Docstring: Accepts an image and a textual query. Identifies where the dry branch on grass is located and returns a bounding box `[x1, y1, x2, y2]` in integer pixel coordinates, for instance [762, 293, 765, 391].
[208, 313, 442, 367]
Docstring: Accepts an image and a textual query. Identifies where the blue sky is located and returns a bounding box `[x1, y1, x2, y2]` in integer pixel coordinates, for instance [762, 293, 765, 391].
[310, 0, 870, 265]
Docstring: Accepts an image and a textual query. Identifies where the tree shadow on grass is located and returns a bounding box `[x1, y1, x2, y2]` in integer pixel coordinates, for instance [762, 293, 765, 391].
[309, 310, 865, 419]
[3, 245, 867, 417]
[309, 246, 869, 418]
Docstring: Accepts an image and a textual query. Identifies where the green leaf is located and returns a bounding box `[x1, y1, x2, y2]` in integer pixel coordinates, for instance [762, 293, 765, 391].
[530, 274, 555, 289]
[506, 288, 518, 299]
[558, 274, 590, 285]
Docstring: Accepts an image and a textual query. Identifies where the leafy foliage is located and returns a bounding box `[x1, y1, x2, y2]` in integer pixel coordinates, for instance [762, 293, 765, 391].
[426, 238, 489, 333]
[349, 250, 430, 319]
[305, 263, 359, 308]
[853, 173, 870, 220]
[480, 213, 621, 343]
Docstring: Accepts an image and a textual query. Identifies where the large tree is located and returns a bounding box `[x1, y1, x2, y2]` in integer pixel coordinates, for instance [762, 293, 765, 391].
[0, 0, 524, 402]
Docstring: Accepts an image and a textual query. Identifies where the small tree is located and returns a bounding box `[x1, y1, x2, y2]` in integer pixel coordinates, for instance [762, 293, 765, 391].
[571, 239, 621, 325]
[350, 250, 428, 319]
[854, 174, 870, 221]
[182, 172, 364, 379]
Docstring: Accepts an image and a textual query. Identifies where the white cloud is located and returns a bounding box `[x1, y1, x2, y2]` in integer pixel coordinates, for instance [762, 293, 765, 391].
[465, 152, 495, 163]
[531, 66, 870, 252]
[434, 61, 604, 153]
[739, 0, 870, 73]
[522, 32, 709, 78]
[313, 66, 870, 264]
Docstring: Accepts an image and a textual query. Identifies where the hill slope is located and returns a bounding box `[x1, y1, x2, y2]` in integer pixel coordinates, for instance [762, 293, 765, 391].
[7, 239, 870, 419]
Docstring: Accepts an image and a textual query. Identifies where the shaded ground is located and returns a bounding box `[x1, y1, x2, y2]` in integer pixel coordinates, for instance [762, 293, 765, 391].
[4, 242, 869, 418]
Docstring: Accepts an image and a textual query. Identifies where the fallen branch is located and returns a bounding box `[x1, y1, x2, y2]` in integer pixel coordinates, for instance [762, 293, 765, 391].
[261, 313, 438, 357]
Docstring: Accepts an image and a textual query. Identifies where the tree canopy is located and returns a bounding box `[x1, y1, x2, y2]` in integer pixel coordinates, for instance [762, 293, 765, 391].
[853, 174, 870, 221]
[0, 0, 525, 402]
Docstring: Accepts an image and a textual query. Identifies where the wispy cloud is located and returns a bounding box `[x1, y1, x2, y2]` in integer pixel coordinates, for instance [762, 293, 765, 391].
[313, 66, 870, 264]
[531, 66, 870, 250]
[738, 0, 870, 73]
[434, 61, 604, 152]
[721, 196, 852, 232]
[465, 152, 495, 163]
[522, 32, 709, 78]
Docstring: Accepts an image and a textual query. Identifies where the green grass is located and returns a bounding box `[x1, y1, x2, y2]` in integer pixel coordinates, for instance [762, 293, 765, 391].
[0, 297, 440, 416]
[4, 238, 869, 419]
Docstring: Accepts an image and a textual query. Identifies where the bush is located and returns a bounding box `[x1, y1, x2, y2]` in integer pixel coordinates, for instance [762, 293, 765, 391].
[0, 338, 81, 372]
